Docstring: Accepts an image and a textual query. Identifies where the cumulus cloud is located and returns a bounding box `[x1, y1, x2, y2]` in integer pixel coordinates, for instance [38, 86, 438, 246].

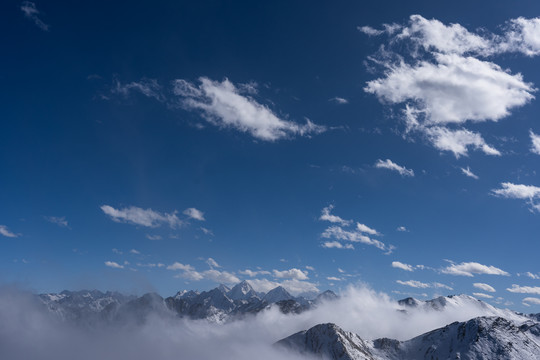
[319, 205, 352, 226]
[355, 223, 380, 236]
[0, 225, 19, 238]
[375, 159, 414, 177]
[105, 261, 124, 269]
[21, 1, 49, 31]
[272, 269, 309, 281]
[363, 15, 537, 157]
[166, 262, 194, 271]
[183, 208, 205, 221]
[461, 166, 479, 180]
[473, 283, 496, 293]
[247, 278, 319, 296]
[491, 182, 540, 212]
[530, 130, 540, 155]
[442, 261, 509, 277]
[507, 284, 540, 295]
[392, 261, 414, 272]
[101, 205, 183, 228]
[172, 77, 325, 141]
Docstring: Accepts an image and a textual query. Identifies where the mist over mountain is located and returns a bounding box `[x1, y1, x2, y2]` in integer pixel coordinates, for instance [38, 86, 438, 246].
[2, 283, 539, 360]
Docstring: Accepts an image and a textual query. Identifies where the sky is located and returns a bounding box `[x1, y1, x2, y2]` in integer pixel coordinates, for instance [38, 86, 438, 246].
[2, 0, 540, 312]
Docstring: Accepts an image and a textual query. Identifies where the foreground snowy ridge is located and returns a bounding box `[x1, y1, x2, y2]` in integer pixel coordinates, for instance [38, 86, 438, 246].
[276, 317, 540, 360]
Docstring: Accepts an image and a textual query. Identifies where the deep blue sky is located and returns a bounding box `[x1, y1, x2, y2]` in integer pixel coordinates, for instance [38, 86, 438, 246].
[2, 0, 540, 311]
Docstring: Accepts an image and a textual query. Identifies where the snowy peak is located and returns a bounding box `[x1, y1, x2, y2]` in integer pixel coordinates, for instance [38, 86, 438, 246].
[276, 323, 376, 360]
[263, 286, 293, 303]
[315, 290, 339, 303]
[216, 284, 230, 293]
[227, 280, 258, 300]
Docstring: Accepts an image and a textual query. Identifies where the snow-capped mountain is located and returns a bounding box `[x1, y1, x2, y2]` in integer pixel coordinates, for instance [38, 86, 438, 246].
[277, 316, 540, 360]
[38, 280, 328, 324]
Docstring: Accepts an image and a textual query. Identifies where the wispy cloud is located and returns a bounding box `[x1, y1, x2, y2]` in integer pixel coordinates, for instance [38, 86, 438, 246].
[473, 292, 493, 299]
[21, 1, 49, 31]
[460, 166, 479, 180]
[319, 205, 352, 226]
[530, 130, 540, 155]
[396, 226, 408, 232]
[321, 241, 354, 250]
[507, 284, 540, 295]
[0, 225, 19, 238]
[491, 182, 540, 212]
[183, 208, 205, 221]
[206, 258, 220, 268]
[442, 261, 509, 277]
[44, 216, 69, 228]
[329, 97, 349, 104]
[111, 78, 165, 102]
[105, 261, 124, 269]
[375, 159, 414, 177]
[101, 205, 183, 228]
[392, 261, 414, 272]
[272, 268, 309, 280]
[473, 283, 496, 293]
[396, 280, 453, 290]
[172, 77, 326, 141]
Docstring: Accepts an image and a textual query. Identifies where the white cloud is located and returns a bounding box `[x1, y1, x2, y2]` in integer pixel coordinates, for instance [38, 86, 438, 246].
[358, 26, 385, 36]
[473, 292, 494, 299]
[238, 269, 271, 277]
[524, 272, 540, 280]
[206, 258, 220, 268]
[356, 223, 380, 236]
[392, 261, 414, 272]
[168, 262, 239, 284]
[322, 226, 386, 251]
[272, 268, 308, 280]
[530, 130, 540, 155]
[200, 227, 214, 236]
[305, 266, 315, 271]
[21, 1, 49, 31]
[319, 205, 352, 226]
[473, 283, 496, 293]
[146, 234, 162, 241]
[491, 182, 540, 212]
[423, 126, 500, 158]
[167, 262, 195, 271]
[503, 17, 540, 56]
[396, 280, 430, 288]
[0, 225, 18, 238]
[523, 297, 540, 305]
[327, 276, 342, 281]
[337, 268, 345, 273]
[375, 159, 414, 177]
[363, 15, 537, 157]
[183, 208, 205, 221]
[396, 226, 408, 232]
[44, 216, 69, 227]
[101, 205, 183, 228]
[329, 97, 349, 104]
[172, 77, 325, 141]
[507, 284, 540, 295]
[461, 166, 479, 180]
[129, 249, 140, 255]
[104, 261, 124, 269]
[247, 278, 319, 296]
[442, 262, 510, 277]
[112, 78, 164, 102]
[321, 241, 354, 250]
[396, 280, 452, 290]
